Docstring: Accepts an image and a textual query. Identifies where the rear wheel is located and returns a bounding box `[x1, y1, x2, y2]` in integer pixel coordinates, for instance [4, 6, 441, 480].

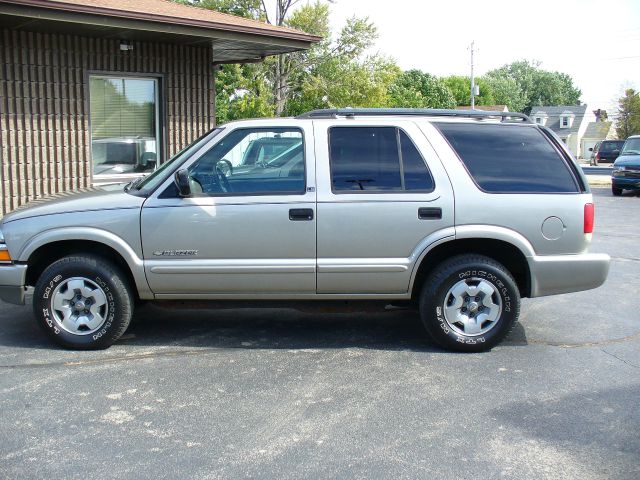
[612, 186, 623, 196]
[33, 255, 134, 349]
[419, 255, 520, 352]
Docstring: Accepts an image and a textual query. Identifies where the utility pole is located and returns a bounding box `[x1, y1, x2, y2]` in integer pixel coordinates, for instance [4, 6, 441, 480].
[470, 40, 476, 109]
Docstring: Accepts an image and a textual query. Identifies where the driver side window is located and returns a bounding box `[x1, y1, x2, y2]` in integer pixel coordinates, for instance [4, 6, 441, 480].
[188, 128, 305, 196]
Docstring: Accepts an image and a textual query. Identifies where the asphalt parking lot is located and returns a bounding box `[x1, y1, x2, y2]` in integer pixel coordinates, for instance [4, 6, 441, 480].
[1, 188, 638, 480]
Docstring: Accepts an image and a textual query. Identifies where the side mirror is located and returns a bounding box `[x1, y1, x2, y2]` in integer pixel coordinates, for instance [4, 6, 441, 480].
[216, 159, 233, 176]
[174, 169, 191, 197]
[588, 147, 593, 152]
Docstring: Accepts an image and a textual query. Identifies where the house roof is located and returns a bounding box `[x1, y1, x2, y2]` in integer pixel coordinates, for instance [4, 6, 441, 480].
[456, 105, 508, 112]
[530, 105, 588, 137]
[0, 0, 321, 62]
[530, 105, 587, 116]
[583, 121, 612, 139]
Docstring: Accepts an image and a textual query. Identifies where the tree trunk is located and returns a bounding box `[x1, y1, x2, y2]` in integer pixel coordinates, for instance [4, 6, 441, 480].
[273, 0, 293, 116]
[275, 55, 286, 116]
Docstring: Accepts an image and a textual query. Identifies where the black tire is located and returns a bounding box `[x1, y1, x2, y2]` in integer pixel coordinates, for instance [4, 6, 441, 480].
[33, 255, 134, 350]
[612, 186, 623, 196]
[419, 254, 520, 352]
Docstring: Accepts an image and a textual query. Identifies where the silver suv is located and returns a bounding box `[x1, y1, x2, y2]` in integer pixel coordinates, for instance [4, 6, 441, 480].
[0, 109, 610, 352]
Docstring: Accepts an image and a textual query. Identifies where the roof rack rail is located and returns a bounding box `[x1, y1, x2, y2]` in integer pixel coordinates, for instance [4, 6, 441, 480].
[295, 108, 532, 123]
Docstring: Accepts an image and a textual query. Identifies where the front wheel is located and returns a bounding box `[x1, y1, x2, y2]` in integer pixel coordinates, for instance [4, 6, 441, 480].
[419, 255, 520, 352]
[33, 255, 134, 350]
[612, 186, 623, 196]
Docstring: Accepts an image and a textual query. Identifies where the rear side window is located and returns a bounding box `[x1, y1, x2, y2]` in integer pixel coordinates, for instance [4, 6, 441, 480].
[435, 123, 578, 193]
[329, 127, 434, 192]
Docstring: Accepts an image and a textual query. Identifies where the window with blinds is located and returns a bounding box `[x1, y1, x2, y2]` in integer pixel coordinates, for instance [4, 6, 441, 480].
[89, 76, 159, 177]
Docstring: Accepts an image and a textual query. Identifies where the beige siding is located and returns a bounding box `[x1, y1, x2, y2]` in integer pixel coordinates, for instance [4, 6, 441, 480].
[0, 29, 215, 215]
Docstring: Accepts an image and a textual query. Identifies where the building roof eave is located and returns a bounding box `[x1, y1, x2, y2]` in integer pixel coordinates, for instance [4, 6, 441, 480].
[0, 0, 321, 60]
[3, 0, 321, 43]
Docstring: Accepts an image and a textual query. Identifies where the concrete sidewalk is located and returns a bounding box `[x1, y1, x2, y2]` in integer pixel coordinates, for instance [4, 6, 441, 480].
[586, 175, 611, 187]
[577, 159, 612, 187]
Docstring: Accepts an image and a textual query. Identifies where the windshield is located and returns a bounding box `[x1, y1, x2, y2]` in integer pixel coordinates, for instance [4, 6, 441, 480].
[621, 138, 640, 155]
[129, 128, 223, 193]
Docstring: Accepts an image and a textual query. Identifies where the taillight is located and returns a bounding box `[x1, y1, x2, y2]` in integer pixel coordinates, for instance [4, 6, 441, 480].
[584, 203, 594, 234]
[596, 152, 601, 160]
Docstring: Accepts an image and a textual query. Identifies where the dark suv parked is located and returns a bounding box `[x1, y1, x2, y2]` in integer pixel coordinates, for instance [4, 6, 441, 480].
[589, 140, 624, 165]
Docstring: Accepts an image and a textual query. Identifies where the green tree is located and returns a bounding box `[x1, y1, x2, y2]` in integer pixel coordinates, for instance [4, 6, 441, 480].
[442, 75, 495, 106]
[485, 60, 581, 114]
[287, 55, 400, 114]
[183, 0, 272, 123]
[388, 70, 456, 109]
[284, 7, 399, 114]
[480, 75, 526, 112]
[182, 0, 396, 119]
[615, 89, 640, 139]
[175, 0, 264, 18]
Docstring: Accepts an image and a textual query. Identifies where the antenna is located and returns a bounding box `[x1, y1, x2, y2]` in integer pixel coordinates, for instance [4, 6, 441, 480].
[469, 41, 478, 109]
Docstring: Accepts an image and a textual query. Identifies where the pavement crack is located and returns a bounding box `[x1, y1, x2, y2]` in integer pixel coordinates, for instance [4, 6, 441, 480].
[505, 330, 640, 348]
[601, 349, 640, 369]
[0, 348, 230, 370]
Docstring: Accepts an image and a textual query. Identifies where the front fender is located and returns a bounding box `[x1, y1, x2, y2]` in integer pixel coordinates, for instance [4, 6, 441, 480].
[19, 227, 153, 299]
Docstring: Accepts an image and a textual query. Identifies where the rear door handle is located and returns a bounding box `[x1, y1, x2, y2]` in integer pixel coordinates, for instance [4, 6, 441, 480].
[289, 208, 314, 221]
[418, 207, 442, 220]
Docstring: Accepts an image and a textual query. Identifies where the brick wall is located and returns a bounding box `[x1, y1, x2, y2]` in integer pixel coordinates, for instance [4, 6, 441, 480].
[0, 29, 215, 215]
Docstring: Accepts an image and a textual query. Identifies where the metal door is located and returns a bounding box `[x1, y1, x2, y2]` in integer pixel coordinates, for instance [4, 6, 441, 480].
[140, 123, 317, 297]
[313, 119, 455, 294]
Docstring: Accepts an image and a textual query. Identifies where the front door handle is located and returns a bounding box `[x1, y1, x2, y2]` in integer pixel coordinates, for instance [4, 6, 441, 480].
[289, 208, 314, 221]
[418, 207, 442, 220]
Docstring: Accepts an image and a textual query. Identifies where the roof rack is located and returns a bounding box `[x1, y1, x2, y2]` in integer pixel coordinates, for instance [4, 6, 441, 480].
[295, 108, 532, 123]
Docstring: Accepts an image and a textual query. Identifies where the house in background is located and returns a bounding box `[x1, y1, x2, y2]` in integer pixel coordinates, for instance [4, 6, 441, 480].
[0, 0, 320, 215]
[530, 105, 612, 158]
[581, 120, 615, 158]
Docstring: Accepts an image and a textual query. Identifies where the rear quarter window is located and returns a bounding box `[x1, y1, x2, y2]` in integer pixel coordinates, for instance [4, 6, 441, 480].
[434, 123, 579, 193]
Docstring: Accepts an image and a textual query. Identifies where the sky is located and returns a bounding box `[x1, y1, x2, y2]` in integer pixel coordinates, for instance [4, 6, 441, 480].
[327, 0, 640, 115]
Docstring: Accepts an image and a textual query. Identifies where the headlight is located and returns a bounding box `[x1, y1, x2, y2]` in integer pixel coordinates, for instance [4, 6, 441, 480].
[614, 165, 627, 171]
[0, 229, 12, 262]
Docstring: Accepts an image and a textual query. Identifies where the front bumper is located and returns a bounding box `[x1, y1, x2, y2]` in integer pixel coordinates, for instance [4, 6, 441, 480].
[0, 264, 28, 305]
[612, 176, 640, 190]
[528, 253, 610, 298]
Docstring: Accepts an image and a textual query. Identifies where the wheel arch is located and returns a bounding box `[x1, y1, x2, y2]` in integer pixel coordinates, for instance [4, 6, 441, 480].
[21, 228, 152, 299]
[410, 236, 532, 300]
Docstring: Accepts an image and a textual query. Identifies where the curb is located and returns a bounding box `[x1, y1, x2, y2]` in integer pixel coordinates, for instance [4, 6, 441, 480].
[586, 176, 611, 187]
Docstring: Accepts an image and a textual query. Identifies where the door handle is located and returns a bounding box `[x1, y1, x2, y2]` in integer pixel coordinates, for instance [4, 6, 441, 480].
[418, 207, 442, 220]
[289, 208, 314, 221]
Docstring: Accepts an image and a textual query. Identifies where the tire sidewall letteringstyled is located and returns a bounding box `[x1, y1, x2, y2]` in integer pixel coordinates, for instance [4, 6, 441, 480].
[33, 257, 132, 349]
[421, 258, 519, 351]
